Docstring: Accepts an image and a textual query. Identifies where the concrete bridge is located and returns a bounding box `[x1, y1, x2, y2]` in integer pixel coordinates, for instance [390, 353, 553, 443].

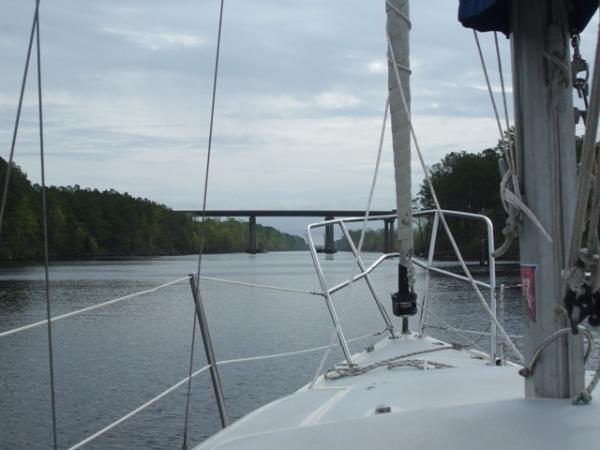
[179, 210, 397, 254]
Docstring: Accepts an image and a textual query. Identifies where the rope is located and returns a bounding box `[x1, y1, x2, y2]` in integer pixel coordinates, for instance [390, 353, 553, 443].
[308, 99, 391, 389]
[387, 30, 524, 363]
[35, 7, 58, 449]
[67, 364, 212, 450]
[385, 0, 411, 28]
[493, 31, 519, 243]
[198, 276, 323, 297]
[574, 334, 600, 404]
[543, 51, 571, 85]
[473, 31, 553, 253]
[422, 309, 487, 355]
[519, 327, 594, 378]
[387, 359, 453, 370]
[325, 345, 453, 380]
[0, 274, 323, 340]
[65, 333, 374, 450]
[425, 324, 523, 340]
[0, 277, 191, 339]
[517, 326, 600, 406]
[183, 0, 226, 444]
[564, 12, 600, 312]
[220, 332, 375, 366]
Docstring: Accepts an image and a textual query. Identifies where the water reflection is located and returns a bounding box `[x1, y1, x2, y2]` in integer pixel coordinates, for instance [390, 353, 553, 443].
[0, 280, 36, 315]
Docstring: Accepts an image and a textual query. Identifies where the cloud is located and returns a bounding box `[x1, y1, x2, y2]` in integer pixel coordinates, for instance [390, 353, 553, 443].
[5, 0, 594, 236]
[367, 59, 387, 74]
[101, 28, 204, 51]
[315, 91, 361, 110]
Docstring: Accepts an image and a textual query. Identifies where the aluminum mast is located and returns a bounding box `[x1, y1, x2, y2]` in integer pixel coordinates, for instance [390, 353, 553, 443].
[511, 0, 584, 397]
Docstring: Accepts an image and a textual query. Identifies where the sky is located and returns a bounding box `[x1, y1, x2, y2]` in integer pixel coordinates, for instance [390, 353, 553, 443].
[0, 1, 598, 236]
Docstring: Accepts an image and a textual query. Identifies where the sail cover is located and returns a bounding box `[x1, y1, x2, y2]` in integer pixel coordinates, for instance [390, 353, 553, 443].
[458, 0, 598, 34]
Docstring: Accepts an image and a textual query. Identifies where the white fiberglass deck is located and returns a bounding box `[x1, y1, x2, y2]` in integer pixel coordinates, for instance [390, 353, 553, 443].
[196, 333, 600, 449]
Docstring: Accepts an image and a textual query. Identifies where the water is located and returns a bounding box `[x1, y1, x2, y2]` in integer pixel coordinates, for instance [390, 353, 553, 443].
[0, 252, 524, 449]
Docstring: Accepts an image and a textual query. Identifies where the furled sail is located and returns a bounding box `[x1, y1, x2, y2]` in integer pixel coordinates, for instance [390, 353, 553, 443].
[387, 0, 417, 321]
[387, 0, 412, 270]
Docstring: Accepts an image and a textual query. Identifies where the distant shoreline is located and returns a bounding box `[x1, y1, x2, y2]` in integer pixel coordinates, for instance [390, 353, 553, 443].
[0, 249, 310, 265]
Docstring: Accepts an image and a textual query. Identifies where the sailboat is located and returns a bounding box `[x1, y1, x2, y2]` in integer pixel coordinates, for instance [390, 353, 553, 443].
[190, 1, 600, 448]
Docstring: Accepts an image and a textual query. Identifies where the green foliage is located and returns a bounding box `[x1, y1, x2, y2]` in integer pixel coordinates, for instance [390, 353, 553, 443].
[0, 159, 306, 260]
[416, 145, 504, 257]
[415, 130, 524, 258]
[417, 147, 503, 217]
[335, 228, 386, 252]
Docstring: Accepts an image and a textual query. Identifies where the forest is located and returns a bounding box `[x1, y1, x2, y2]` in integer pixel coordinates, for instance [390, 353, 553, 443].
[336, 143, 510, 258]
[0, 159, 306, 260]
[339, 135, 588, 258]
[337, 141, 507, 256]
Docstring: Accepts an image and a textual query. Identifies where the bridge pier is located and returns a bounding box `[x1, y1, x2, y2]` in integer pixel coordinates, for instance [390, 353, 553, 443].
[324, 216, 336, 254]
[384, 218, 395, 253]
[247, 216, 257, 254]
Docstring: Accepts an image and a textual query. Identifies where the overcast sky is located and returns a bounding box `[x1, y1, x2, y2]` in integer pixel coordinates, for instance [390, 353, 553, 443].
[0, 1, 597, 235]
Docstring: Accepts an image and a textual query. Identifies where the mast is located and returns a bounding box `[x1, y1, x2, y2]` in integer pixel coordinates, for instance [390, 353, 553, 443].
[387, 0, 417, 324]
[510, 0, 584, 397]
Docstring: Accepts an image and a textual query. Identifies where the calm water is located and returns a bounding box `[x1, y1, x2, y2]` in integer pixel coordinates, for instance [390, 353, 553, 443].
[0, 252, 524, 449]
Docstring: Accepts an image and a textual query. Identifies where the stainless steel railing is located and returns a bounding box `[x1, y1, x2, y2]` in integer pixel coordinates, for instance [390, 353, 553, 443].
[305, 209, 499, 364]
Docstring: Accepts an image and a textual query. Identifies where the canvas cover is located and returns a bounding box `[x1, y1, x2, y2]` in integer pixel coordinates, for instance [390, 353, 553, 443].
[458, 0, 598, 35]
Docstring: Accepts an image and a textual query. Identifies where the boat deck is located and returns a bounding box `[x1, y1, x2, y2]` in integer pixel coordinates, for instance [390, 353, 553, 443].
[195, 333, 600, 449]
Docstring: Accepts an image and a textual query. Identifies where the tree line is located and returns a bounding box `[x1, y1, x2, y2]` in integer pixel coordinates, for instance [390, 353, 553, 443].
[0, 159, 306, 260]
[338, 134, 589, 259]
[336, 141, 505, 256]
[335, 146, 503, 257]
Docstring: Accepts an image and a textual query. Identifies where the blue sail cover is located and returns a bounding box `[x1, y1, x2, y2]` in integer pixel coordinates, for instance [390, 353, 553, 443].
[458, 0, 598, 35]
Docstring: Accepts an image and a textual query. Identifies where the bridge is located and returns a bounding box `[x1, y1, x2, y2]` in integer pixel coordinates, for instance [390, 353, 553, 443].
[179, 210, 397, 254]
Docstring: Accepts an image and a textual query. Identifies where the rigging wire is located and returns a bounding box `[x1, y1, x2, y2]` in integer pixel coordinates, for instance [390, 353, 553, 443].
[0, 1, 59, 447]
[493, 32, 513, 148]
[35, 5, 58, 449]
[0, 276, 190, 339]
[0, 1, 40, 241]
[308, 99, 391, 389]
[0, 275, 322, 341]
[65, 332, 374, 450]
[197, 275, 323, 296]
[182, 0, 227, 447]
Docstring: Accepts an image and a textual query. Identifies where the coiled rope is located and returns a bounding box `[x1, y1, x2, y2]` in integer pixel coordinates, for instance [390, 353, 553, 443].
[325, 345, 454, 380]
